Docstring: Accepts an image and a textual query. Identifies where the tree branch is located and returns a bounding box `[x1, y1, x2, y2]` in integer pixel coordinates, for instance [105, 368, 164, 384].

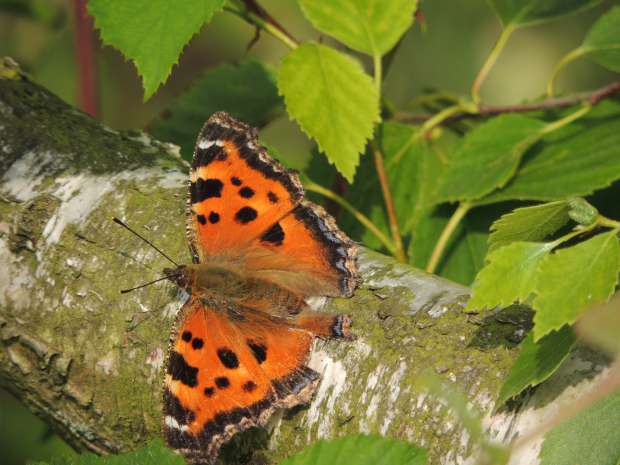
[394, 79, 620, 124]
[0, 58, 611, 465]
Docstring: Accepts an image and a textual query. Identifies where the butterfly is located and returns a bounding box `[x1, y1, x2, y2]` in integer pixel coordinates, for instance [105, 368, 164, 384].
[160, 112, 359, 464]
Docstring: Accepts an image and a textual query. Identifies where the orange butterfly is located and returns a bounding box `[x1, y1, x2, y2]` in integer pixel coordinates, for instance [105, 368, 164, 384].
[160, 112, 358, 464]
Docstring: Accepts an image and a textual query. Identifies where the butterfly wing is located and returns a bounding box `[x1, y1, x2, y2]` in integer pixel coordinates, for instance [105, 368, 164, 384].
[187, 112, 303, 263]
[187, 112, 357, 298]
[163, 297, 320, 464]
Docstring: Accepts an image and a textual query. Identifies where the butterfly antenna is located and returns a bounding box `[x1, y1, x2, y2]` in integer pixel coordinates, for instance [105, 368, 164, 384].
[112, 217, 179, 267]
[120, 274, 180, 294]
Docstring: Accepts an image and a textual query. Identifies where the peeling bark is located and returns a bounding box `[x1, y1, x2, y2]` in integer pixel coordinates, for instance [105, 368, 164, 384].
[0, 58, 610, 465]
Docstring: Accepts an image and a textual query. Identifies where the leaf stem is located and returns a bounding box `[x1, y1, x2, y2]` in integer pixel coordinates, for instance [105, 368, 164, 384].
[547, 47, 587, 97]
[540, 103, 591, 135]
[371, 142, 407, 262]
[304, 179, 396, 254]
[471, 23, 516, 105]
[426, 202, 472, 274]
[224, 3, 298, 50]
[392, 104, 463, 164]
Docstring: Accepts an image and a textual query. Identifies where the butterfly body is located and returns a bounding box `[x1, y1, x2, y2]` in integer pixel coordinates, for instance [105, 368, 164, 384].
[161, 112, 358, 464]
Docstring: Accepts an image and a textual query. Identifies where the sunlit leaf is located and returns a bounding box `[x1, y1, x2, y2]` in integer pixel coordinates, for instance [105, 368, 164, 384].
[432, 114, 545, 204]
[488, 201, 570, 251]
[299, 0, 417, 56]
[480, 101, 620, 204]
[89, 0, 225, 100]
[533, 231, 620, 340]
[467, 242, 552, 311]
[278, 434, 427, 465]
[278, 43, 380, 181]
[496, 327, 576, 406]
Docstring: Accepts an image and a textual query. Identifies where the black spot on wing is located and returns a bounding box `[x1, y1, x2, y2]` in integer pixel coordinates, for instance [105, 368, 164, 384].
[168, 351, 198, 387]
[260, 222, 284, 246]
[190, 178, 223, 203]
[243, 381, 257, 392]
[235, 206, 257, 224]
[192, 338, 204, 350]
[267, 191, 279, 203]
[239, 186, 255, 198]
[215, 376, 230, 389]
[247, 341, 267, 364]
[204, 387, 215, 397]
[217, 347, 239, 369]
[182, 331, 192, 342]
[196, 214, 206, 225]
[231, 176, 242, 186]
[208, 211, 220, 224]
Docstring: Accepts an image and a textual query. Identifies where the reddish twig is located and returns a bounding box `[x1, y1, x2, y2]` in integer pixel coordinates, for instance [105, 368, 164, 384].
[242, 0, 298, 45]
[73, 0, 98, 117]
[394, 79, 620, 124]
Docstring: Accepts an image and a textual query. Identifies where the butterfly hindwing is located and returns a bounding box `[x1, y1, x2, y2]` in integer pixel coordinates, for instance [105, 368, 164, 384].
[163, 297, 320, 464]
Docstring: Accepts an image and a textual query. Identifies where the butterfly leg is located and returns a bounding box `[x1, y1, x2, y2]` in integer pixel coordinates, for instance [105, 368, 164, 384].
[291, 310, 353, 339]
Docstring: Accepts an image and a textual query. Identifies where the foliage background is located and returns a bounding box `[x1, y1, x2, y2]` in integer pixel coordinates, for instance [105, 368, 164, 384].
[1, 0, 619, 464]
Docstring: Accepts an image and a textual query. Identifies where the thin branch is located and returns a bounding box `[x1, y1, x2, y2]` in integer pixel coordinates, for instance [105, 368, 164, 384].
[395, 79, 620, 125]
[224, 3, 298, 50]
[371, 142, 407, 263]
[73, 0, 98, 117]
[240, 0, 298, 47]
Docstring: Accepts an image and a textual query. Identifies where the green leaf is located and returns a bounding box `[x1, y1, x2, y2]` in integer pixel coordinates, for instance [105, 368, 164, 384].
[30, 440, 184, 465]
[278, 434, 427, 465]
[539, 389, 620, 465]
[479, 101, 620, 204]
[299, 0, 417, 56]
[467, 242, 552, 311]
[150, 60, 283, 160]
[278, 43, 380, 181]
[488, 201, 570, 251]
[567, 197, 599, 226]
[432, 114, 545, 204]
[488, 0, 603, 28]
[89, 0, 225, 100]
[496, 327, 577, 406]
[576, 292, 620, 354]
[581, 6, 620, 73]
[533, 231, 620, 340]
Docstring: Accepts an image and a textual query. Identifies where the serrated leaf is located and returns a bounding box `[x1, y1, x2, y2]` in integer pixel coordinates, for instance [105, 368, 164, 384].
[581, 6, 620, 73]
[479, 101, 620, 204]
[299, 0, 417, 56]
[488, 201, 570, 251]
[488, 0, 603, 28]
[533, 231, 620, 340]
[539, 389, 620, 465]
[278, 434, 427, 465]
[89, 0, 225, 100]
[432, 114, 545, 204]
[467, 242, 552, 311]
[278, 43, 379, 181]
[496, 326, 576, 406]
[150, 60, 283, 160]
[30, 440, 184, 465]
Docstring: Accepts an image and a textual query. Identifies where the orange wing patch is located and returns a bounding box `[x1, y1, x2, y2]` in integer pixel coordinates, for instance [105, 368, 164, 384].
[244, 200, 358, 298]
[187, 113, 303, 262]
[163, 297, 319, 464]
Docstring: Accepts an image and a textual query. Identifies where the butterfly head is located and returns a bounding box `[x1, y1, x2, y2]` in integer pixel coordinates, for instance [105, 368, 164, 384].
[163, 265, 193, 291]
